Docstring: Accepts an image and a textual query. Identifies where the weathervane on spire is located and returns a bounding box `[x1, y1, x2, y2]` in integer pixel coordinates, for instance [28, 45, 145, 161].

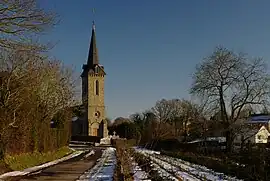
[92, 8, 96, 30]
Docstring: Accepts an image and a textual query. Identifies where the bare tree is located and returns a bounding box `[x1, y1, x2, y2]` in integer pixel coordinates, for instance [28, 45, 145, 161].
[130, 112, 144, 144]
[191, 46, 270, 152]
[168, 99, 183, 136]
[0, 0, 57, 49]
[130, 111, 157, 144]
[151, 99, 182, 139]
[151, 99, 173, 123]
[151, 99, 204, 139]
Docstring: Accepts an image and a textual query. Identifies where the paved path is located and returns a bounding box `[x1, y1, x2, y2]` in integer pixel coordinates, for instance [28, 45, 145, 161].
[5, 147, 103, 181]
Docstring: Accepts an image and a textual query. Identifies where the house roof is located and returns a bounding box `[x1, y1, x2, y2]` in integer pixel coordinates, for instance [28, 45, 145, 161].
[257, 126, 270, 136]
[248, 115, 270, 123]
[81, 21, 106, 77]
[188, 137, 226, 144]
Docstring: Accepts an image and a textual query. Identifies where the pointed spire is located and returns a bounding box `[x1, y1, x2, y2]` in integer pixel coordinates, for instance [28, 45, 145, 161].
[87, 20, 99, 66]
[92, 20, 95, 31]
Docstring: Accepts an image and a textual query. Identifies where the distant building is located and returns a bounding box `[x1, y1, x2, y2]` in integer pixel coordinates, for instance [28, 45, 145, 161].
[234, 114, 270, 145]
[72, 21, 108, 138]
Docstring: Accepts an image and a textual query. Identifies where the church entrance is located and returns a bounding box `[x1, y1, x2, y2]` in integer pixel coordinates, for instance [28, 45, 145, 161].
[98, 120, 104, 138]
[92, 128, 98, 136]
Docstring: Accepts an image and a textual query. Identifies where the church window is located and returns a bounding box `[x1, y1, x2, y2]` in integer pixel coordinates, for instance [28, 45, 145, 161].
[95, 80, 99, 95]
[95, 66, 99, 73]
[95, 111, 100, 118]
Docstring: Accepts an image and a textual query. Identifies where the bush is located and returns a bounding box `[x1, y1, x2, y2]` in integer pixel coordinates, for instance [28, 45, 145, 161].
[113, 140, 133, 181]
[0, 46, 74, 158]
[0, 160, 12, 175]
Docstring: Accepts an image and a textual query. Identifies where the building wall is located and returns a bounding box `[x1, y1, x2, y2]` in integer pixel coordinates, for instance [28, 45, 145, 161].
[87, 74, 108, 137]
[255, 126, 269, 143]
[82, 76, 88, 105]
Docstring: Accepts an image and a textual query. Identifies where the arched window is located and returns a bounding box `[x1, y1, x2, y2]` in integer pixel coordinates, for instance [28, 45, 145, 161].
[95, 66, 99, 73]
[95, 80, 99, 95]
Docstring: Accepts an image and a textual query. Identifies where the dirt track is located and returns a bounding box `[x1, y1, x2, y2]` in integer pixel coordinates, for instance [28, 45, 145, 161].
[5, 147, 103, 181]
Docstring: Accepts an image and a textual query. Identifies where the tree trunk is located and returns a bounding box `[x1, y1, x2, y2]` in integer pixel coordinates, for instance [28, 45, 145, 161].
[219, 87, 232, 153]
[225, 130, 233, 153]
[240, 136, 244, 152]
[0, 134, 5, 160]
[174, 121, 177, 137]
[136, 131, 141, 145]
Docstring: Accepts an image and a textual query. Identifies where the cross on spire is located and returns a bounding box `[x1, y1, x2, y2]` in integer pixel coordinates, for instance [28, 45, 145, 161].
[92, 20, 95, 31]
[92, 8, 95, 31]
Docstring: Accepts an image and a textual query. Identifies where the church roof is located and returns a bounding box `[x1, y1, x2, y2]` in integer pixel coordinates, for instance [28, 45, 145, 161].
[81, 21, 105, 77]
[87, 21, 99, 66]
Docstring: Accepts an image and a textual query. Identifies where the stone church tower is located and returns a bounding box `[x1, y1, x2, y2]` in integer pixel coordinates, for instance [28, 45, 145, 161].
[81, 21, 108, 138]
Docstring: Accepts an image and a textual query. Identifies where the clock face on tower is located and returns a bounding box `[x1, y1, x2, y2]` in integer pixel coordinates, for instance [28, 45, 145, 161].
[94, 111, 100, 118]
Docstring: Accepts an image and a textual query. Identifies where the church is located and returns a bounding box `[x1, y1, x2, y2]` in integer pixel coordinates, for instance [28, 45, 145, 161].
[72, 21, 108, 138]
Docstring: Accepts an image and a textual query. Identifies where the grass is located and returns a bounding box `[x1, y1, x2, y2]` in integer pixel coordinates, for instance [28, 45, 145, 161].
[3, 146, 73, 171]
[0, 159, 12, 175]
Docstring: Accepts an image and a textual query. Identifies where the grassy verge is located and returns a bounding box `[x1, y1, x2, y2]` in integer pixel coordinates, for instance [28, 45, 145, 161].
[112, 139, 135, 181]
[0, 159, 12, 175]
[2, 146, 73, 172]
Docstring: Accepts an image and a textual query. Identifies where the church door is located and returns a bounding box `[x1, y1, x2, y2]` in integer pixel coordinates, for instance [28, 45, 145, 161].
[92, 128, 98, 136]
[98, 120, 104, 138]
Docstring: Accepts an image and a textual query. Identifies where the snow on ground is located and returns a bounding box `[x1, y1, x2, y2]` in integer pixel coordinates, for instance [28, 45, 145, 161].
[154, 154, 242, 181]
[150, 162, 179, 181]
[136, 148, 199, 181]
[150, 155, 201, 181]
[135, 148, 243, 181]
[131, 157, 151, 181]
[77, 147, 116, 181]
[83, 150, 95, 158]
[135, 148, 161, 155]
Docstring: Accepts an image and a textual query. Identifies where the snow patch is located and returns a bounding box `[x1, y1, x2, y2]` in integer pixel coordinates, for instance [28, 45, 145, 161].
[135, 148, 243, 181]
[77, 147, 116, 181]
[130, 157, 151, 181]
[83, 150, 95, 158]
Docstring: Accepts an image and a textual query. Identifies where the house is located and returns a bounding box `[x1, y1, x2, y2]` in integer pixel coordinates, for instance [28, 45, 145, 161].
[234, 114, 270, 145]
[255, 126, 270, 143]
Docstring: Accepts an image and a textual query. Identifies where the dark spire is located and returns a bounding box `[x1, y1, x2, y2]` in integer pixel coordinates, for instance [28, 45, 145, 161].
[87, 21, 99, 66]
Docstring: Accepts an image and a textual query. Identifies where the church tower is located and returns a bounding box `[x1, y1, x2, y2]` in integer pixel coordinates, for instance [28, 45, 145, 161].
[81, 21, 108, 138]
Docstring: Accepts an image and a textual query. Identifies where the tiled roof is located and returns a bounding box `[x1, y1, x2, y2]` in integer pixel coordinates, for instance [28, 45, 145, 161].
[248, 115, 270, 123]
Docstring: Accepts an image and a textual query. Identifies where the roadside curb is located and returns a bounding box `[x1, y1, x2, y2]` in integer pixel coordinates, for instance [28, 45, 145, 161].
[0, 149, 87, 180]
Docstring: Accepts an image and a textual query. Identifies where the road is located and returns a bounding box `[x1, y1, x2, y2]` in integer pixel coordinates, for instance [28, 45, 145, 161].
[5, 144, 104, 181]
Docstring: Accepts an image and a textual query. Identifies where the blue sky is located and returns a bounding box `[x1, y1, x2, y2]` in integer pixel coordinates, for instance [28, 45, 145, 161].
[40, 0, 270, 119]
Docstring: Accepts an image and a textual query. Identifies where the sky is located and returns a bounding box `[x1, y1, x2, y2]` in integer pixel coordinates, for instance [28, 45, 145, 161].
[39, 0, 270, 119]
